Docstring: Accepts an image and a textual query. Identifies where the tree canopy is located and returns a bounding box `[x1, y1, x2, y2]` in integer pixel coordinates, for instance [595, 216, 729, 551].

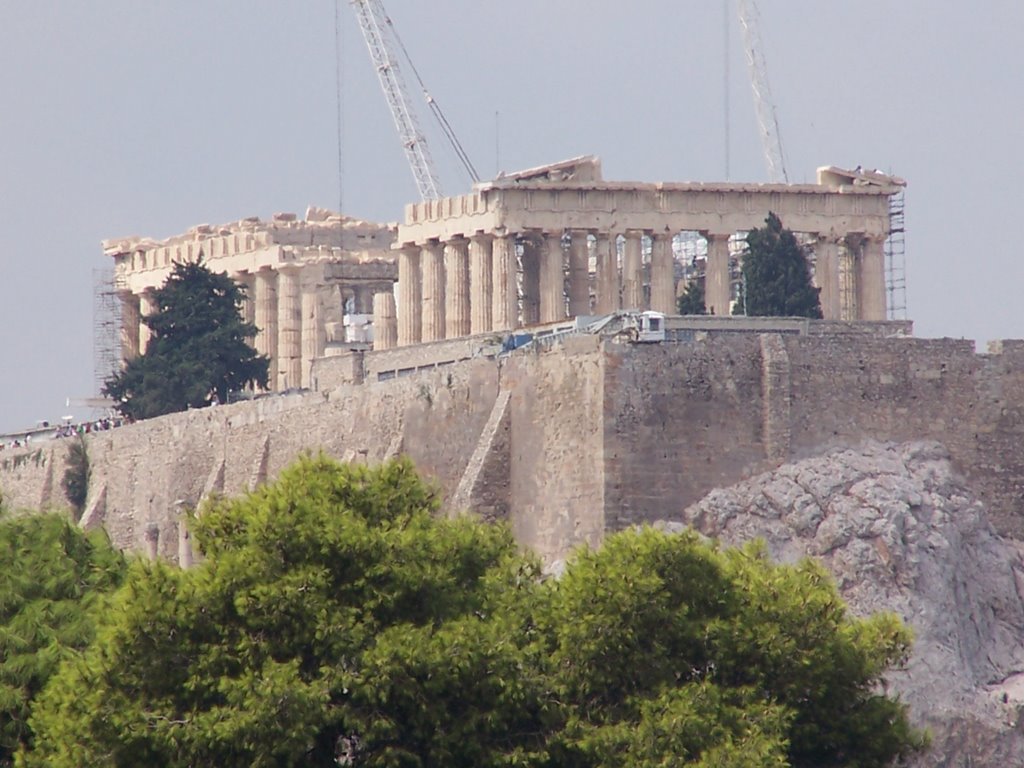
[20, 457, 926, 767]
[739, 212, 823, 318]
[677, 279, 707, 315]
[102, 260, 268, 420]
[0, 511, 125, 765]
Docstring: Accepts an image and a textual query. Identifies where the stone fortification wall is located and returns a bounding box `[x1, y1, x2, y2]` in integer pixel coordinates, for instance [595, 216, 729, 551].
[0, 360, 501, 559]
[602, 336, 769, 535]
[0, 440, 71, 512]
[602, 335, 1024, 543]
[6, 329, 1024, 564]
[783, 336, 1024, 537]
[503, 336, 606, 563]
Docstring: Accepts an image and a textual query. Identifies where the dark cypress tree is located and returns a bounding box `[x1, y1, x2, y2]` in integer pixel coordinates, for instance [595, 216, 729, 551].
[103, 260, 269, 420]
[677, 279, 706, 315]
[740, 212, 823, 318]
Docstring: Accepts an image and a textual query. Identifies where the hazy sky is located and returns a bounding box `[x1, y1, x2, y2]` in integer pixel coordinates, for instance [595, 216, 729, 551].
[1, 1, 1020, 432]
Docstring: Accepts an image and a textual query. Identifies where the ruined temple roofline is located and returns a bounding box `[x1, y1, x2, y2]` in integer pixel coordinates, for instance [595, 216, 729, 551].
[102, 205, 397, 257]
[477, 177, 904, 195]
[479, 156, 905, 195]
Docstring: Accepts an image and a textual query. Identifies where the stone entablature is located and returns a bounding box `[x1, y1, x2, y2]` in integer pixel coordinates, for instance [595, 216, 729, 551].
[104, 207, 398, 391]
[401, 179, 894, 242]
[384, 157, 905, 345]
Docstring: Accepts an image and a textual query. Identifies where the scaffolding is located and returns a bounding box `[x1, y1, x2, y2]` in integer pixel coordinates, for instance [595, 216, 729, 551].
[93, 267, 122, 394]
[885, 190, 907, 320]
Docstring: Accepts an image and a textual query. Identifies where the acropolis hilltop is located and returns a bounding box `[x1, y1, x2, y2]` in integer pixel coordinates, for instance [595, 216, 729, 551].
[102, 156, 905, 390]
[9, 157, 1024, 764]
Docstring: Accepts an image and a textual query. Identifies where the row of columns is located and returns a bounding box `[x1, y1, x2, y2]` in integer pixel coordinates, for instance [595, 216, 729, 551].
[118, 231, 888, 365]
[392, 229, 681, 348]
[702, 231, 887, 320]
[121, 266, 342, 391]
[810, 234, 887, 322]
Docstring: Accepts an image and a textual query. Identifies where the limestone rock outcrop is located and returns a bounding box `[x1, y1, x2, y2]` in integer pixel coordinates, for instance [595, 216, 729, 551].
[672, 441, 1024, 767]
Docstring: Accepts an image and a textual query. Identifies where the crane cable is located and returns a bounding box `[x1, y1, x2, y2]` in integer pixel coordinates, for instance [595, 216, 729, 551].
[334, 0, 345, 221]
[378, 6, 481, 185]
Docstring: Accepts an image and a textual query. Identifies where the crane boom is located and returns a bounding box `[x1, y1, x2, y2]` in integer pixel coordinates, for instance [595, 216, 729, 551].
[737, 0, 788, 183]
[350, 0, 443, 200]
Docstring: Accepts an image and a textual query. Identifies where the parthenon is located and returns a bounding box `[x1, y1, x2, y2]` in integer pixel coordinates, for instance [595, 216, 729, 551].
[104, 156, 905, 377]
[104, 207, 396, 390]
[375, 156, 905, 349]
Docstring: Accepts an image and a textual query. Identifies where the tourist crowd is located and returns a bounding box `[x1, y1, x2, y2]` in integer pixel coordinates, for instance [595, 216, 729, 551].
[0, 416, 131, 452]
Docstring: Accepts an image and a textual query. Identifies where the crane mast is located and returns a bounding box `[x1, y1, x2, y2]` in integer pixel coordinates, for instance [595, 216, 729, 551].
[737, 0, 789, 183]
[350, 0, 443, 201]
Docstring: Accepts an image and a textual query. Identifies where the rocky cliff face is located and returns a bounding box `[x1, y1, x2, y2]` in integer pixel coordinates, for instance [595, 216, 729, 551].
[673, 441, 1024, 767]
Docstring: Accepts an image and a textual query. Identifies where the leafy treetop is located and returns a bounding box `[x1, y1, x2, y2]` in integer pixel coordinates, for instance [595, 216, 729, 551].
[22, 456, 926, 767]
[0, 511, 125, 766]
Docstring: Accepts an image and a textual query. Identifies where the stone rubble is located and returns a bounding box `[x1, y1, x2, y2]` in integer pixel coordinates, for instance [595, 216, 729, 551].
[670, 441, 1024, 767]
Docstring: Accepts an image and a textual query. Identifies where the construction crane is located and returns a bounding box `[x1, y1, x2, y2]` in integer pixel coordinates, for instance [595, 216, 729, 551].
[348, 0, 479, 201]
[349, 0, 441, 200]
[737, 0, 789, 183]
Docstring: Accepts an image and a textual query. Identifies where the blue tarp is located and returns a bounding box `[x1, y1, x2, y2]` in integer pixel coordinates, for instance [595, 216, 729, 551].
[501, 333, 534, 353]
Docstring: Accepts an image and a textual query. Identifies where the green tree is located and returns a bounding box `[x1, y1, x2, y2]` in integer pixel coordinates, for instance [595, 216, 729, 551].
[0, 511, 126, 765]
[740, 212, 823, 318]
[535, 529, 925, 767]
[23, 456, 550, 768]
[60, 436, 89, 520]
[23, 458, 926, 767]
[678, 279, 706, 315]
[102, 260, 268, 420]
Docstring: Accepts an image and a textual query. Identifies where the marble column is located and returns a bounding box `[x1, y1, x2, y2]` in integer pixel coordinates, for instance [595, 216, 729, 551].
[492, 234, 518, 331]
[469, 235, 493, 334]
[704, 233, 732, 316]
[540, 231, 565, 324]
[857, 235, 888, 321]
[277, 266, 302, 390]
[445, 238, 471, 338]
[521, 236, 541, 326]
[421, 241, 446, 342]
[373, 291, 398, 350]
[138, 290, 156, 354]
[813, 236, 842, 321]
[254, 268, 278, 387]
[353, 285, 374, 314]
[237, 273, 256, 327]
[119, 291, 140, 361]
[622, 230, 644, 310]
[300, 283, 324, 389]
[650, 232, 676, 315]
[397, 246, 422, 346]
[595, 233, 620, 314]
[567, 230, 590, 317]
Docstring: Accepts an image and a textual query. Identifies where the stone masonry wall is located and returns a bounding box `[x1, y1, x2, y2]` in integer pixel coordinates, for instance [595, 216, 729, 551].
[0, 360, 501, 560]
[0, 439, 70, 512]
[6, 331, 1024, 564]
[602, 336, 768, 534]
[503, 336, 606, 563]
[783, 335, 1024, 537]
[601, 334, 1024, 544]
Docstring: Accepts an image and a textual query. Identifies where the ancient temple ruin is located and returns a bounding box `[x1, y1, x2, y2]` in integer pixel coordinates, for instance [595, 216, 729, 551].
[103, 157, 906, 383]
[372, 156, 905, 349]
[104, 207, 396, 390]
